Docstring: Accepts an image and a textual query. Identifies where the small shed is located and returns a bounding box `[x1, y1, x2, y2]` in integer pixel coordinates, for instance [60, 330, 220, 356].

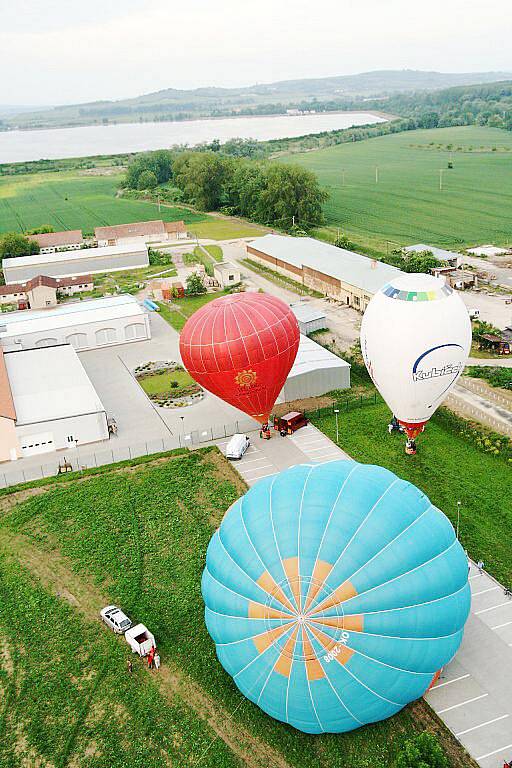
[213, 262, 241, 289]
[479, 333, 511, 355]
[290, 303, 327, 335]
[404, 244, 462, 268]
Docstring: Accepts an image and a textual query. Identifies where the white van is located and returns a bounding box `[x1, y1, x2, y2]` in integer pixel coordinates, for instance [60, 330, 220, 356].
[225, 433, 250, 460]
[469, 308, 480, 319]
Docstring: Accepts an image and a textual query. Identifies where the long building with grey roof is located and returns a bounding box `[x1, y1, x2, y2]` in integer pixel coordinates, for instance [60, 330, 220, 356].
[246, 235, 405, 312]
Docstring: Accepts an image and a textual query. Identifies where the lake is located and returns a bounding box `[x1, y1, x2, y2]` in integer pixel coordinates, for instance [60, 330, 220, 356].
[0, 112, 386, 164]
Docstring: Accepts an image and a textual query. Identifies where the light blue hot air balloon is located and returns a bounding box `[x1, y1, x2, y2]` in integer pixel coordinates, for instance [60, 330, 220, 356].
[202, 461, 470, 734]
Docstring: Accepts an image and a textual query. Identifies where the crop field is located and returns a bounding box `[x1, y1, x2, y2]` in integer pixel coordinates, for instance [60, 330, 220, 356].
[0, 170, 265, 240]
[287, 126, 512, 250]
[311, 402, 512, 588]
[0, 448, 469, 768]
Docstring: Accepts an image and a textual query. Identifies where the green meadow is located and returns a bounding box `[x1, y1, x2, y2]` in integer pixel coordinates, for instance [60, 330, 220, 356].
[287, 126, 512, 251]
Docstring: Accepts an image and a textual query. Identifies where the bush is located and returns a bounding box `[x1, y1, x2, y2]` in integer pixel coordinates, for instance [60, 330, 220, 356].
[185, 272, 206, 296]
[395, 732, 448, 768]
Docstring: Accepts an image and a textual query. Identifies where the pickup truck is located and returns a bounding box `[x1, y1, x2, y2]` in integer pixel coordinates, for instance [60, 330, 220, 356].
[125, 624, 156, 657]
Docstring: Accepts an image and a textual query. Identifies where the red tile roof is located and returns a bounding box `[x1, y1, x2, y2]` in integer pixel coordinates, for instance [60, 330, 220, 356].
[94, 220, 167, 240]
[0, 274, 92, 296]
[27, 230, 83, 248]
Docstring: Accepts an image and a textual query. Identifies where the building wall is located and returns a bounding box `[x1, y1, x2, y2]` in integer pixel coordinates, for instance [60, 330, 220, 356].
[1, 312, 151, 353]
[4, 250, 149, 284]
[27, 285, 58, 309]
[58, 282, 94, 296]
[15, 410, 109, 457]
[214, 265, 241, 288]
[0, 417, 21, 462]
[279, 365, 350, 402]
[0, 291, 26, 306]
[246, 246, 305, 281]
[297, 317, 327, 335]
[39, 243, 82, 255]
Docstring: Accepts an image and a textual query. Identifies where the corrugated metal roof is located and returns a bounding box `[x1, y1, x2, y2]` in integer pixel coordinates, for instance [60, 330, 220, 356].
[2, 242, 147, 270]
[4, 345, 104, 424]
[290, 303, 326, 324]
[404, 244, 461, 262]
[249, 235, 404, 294]
[289, 335, 350, 378]
[0, 295, 144, 337]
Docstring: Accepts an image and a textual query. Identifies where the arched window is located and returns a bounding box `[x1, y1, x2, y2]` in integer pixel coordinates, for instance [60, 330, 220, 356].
[125, 323, 146, 341]
[95, 327, 117, 345]
[34, 337, 58, 348]
[66, 333, 88, 350]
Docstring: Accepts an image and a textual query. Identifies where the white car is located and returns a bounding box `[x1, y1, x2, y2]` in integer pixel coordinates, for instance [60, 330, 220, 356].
[100, 605, 132, 634]
[225, 433, 250, 460]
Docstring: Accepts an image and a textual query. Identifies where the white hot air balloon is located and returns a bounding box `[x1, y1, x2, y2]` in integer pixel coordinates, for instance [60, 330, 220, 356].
[360, 273, 471, 450]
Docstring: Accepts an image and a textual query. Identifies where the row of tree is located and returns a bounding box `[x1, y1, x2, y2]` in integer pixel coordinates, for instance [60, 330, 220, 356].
[123, 150, 328, 229]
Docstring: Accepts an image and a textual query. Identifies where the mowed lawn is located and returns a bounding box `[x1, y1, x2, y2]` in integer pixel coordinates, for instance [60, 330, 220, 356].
[0, 170, 266, 239]
[311, 402, 512, 587]
[286, 126, 512, 249]
[0, 449, 469, 768]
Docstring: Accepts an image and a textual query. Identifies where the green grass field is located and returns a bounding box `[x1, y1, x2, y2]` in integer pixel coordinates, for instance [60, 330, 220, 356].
[0, 170, 266, 240]
[310, 402, 512, 587]
[287, 126, 512, 250]
[0, 448, 468, 768]
[137, 369, 198, 398]
[156, 291, 229, 331]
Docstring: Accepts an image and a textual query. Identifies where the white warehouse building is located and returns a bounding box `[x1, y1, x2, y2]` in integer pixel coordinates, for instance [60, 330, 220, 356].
[0, 344, 109, 461]
[0, 295, 151, 352]
[278, 335, 350, 402]
[2, 243, 149, 284]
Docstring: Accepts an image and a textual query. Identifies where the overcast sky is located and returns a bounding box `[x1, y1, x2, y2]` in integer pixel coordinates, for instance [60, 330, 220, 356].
[1, 0, 511, 106]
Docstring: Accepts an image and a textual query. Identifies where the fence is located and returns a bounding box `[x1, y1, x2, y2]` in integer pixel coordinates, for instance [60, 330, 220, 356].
[0, 416, 260, 490]
[459, 377, 512, 408]
[304, 392, 382, 420]
[446, 393, 512, 438]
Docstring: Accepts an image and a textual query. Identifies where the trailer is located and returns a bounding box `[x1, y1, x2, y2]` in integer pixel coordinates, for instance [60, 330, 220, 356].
[125, 623, 155, 657]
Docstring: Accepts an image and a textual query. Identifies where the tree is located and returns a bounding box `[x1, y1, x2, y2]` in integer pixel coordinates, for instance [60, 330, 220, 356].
[395, 732, 448, 768]
[185, 272, 206, 295]
[0, 232, 39, 259]
[125, 149, 173, 189]
[256, 163, 328, 229]
[137, 170, 158, 190]
[173, 152, 231, 210]
[28, 225, 54, 234]
[402, 250, 444, 274]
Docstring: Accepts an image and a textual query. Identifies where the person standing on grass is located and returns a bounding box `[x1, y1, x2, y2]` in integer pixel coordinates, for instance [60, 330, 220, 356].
[154, 652, 161, 671]
[127, 658, 133, 674]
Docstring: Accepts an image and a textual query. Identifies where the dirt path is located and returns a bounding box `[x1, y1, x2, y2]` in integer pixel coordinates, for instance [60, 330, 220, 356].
[0, 528, 292, 768]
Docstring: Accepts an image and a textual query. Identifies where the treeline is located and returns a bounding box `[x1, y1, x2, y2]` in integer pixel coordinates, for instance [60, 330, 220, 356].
[123, 150, 328, 229]
[367, 81, 512, 131]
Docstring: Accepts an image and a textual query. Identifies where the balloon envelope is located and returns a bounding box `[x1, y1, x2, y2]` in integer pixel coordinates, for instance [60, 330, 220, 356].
[179, 293, 300, 424]
[202, 460, 470, 733]
[360, 274, 471, 437]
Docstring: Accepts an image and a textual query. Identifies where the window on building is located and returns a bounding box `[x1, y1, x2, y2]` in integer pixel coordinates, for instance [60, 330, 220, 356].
[228, 274, 234, 281]
[35, 338, 58, 348]
[67, 436, 75, 443]
[66, 332, 88, 349]
[95, 327, 117, 345]
[125, 323, 146, 341]
[353, 296, 360, 307]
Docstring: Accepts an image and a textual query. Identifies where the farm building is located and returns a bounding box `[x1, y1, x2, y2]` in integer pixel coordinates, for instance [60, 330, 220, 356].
[0, 275, 93, 310]
[277, 334, 350, 402]
[3, 243, 148, 284]
[467, 245, 510, 258]
[27, 230, 84, 254]
[94, 220, 187, 247]
[0, 344, 109, 462]
[246, 235, 404, 312]
[404, 244, 462, 268]
[213, 262, 241, 288]
[0, 295, 151, 352]
[290, 303, 326, 335]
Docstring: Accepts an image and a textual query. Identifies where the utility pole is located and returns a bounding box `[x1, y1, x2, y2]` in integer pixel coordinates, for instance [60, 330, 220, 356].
[292, 215, 295, 227]
[341, 169, 346, 186]
[375, 166, 379, 184]
[439, 168, 444, 191]
[334, 409, 340, 444]
[158, 195, 161, 212]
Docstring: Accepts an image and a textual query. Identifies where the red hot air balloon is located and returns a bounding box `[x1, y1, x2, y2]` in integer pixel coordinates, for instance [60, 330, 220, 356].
[179, 293, 300, 427]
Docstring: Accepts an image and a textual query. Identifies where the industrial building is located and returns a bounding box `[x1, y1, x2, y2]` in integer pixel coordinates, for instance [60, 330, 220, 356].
[404, 244, 462, 268]
[278, 335, 350, 402]
[213, 261, 241, 288]
[247, 235, 404, 312]
[27, 230, 84, 254]
[95, 219, 187, 247]
[3, 243, 149, 284]
[0, 275, 93, 309]
[0, 295, 151, 352]
[0, 344, 109, 462]
[290, 303, 327, 335]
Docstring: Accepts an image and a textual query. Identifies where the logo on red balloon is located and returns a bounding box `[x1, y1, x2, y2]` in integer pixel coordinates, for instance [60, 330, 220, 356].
[235, 369, 258, 388]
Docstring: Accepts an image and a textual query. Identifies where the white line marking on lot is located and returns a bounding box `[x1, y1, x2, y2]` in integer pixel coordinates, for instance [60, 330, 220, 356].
[437, 693, 488, 714]
[472, 586, 501, 597]
[430, 674, 470, 690]
[305, 445, 337, 453]
[477, 743, 512, 761]
[456, 714, 510, 737]
[493, 620, 512, 630]
[242, 465, 273, 474]
[243, 472, 275, 482]
[476, 602, 512, 615]
[469, 573, 484, 580]
[240, 457, 272, 465]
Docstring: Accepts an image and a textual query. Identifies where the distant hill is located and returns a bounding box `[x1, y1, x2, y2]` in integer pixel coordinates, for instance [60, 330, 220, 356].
[3, 70, 512, 131]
